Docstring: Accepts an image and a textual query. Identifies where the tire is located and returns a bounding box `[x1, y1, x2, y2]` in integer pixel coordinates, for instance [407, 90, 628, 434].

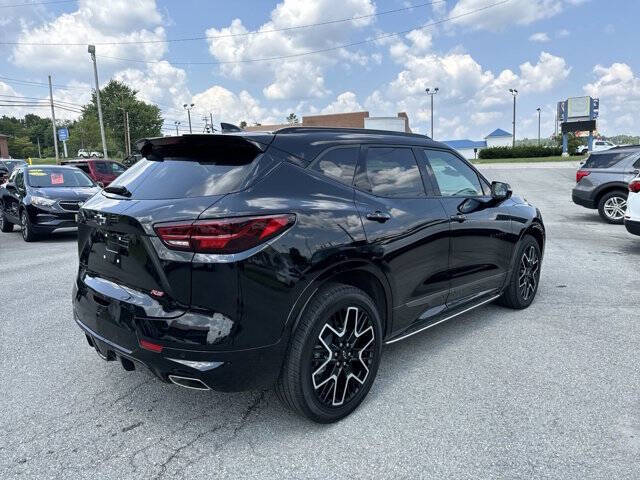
[276, 283, 383, 423]
[0, 208, 13, 232]
[598, 190, 627, 224]
[499, 235, 541, 310]
[20, 210, 38, 242]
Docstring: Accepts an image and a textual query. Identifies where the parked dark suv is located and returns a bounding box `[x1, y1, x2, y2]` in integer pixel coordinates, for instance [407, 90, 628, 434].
[72, 129, 545, 422]
[572, 146, 640, 223]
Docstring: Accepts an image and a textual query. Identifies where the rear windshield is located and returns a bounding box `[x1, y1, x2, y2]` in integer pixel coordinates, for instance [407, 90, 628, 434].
[27, 168, 94, 187]
[582, 152, 630, 169]
[105, 157, 262, 200]
[93, 161, 126, 175]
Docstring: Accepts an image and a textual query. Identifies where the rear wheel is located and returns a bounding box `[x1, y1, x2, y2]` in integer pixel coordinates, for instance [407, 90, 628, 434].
[276, 284, 383, 423]
[499, 235, 541, 309]
[20, 210, 38, 242]
[598, 191, 627, 224]
[0, 208, 13, 232]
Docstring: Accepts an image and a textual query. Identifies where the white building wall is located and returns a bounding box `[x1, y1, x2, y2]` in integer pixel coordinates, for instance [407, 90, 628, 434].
[364, 117, 406, 132]
[486, 136, 512, 147]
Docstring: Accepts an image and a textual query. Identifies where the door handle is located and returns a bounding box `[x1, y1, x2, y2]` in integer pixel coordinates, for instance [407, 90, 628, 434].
[450, 213, 466, 223]
[366, 211, 391, 223]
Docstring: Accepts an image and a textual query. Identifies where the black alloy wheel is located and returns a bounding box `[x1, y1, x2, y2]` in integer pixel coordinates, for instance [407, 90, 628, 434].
[498, 235, 541, 309]
[21, 211, 37, 242]
[276, 284, 382, 423]
[0, 209, 13, 232]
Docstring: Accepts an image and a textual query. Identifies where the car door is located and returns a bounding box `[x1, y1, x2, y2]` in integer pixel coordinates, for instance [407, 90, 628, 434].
[420, 148, 511, 307]
[3, 169, 24, 222]
[353, 145, 450, 336]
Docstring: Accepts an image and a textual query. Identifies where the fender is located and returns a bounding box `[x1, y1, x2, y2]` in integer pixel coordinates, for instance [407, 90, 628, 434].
[593, 182, 630, 201]
[283, 258, 394, 339]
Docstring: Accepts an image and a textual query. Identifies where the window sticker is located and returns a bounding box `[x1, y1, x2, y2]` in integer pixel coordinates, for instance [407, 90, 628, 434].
[28, 170, 46, 176]
[51, 173, 64, 185]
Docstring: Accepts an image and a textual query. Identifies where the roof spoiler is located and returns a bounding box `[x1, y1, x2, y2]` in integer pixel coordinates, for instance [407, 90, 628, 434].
[135, 134, 270, 161]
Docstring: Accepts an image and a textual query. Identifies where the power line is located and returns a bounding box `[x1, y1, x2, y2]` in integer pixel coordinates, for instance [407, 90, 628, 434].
[0, 1, 447, 46]
[0, 75, 87, 91]
[94, 1, 510, 66]
[0, 0, 75, 8]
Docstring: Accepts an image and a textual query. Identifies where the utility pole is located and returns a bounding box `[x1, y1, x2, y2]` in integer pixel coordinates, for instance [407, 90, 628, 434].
[88, 44, 108, 159]
[509, 88, 518, 147]
[37, 137, 41, 158]
[174, 121, 181, 136]
[48, 75, 59, 163]
[425, 87, 439, 139]
[210, 113, 214, 132]
[119, 107, 128, 156]
[125, 111, 131, 155]
[536, 107, 541, 146]
[183, 103, 194, 134]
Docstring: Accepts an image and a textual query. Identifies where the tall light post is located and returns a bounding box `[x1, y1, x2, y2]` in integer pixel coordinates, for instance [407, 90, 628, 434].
[426, 87, 439, 139]
[183, 103, 194, 134]
[88, 44, 108, 159]
[174, 121, 181, 136]
[536, 107, 542, 146]
[508, 89, 518, 147]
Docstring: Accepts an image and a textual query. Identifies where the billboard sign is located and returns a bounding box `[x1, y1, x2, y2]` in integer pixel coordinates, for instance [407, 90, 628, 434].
[567, 96, 591, 119]
[57, 128, 69, 142]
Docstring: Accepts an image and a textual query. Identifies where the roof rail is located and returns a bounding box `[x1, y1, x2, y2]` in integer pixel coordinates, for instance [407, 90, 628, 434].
[274, 126, 431, 140]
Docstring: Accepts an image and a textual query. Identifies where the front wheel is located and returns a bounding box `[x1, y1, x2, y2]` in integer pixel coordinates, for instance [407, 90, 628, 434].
[499, 235, 542, 309]
[598, 191, 627, 224]
[276, 284, 383, 423]
[20, 210, 38, 242]
[0, 208, 13, 232]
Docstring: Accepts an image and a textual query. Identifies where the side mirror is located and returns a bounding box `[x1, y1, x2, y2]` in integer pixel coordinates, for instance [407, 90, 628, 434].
[491, 181, 512, 200]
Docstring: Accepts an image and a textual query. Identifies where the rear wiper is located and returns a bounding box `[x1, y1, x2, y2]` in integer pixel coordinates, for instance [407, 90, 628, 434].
[103, 185, 132, 197]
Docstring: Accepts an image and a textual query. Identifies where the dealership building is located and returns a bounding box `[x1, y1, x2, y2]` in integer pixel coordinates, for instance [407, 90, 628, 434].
[244, 111, 412, 133]
[442, 128, 513, 159]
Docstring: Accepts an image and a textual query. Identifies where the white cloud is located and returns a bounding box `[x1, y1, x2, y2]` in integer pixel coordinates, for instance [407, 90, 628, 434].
[448, 0, 577, 31]
[556, 28, 570, 37]
[518, 51, 571, 92]
[321, 91, 363, 114]
[205, 0, 376, 100]
[11, 0, 166, 72]
[471, 111, 502, 125]
[529, 32, 550, 43]
[190, 86, 273, 126]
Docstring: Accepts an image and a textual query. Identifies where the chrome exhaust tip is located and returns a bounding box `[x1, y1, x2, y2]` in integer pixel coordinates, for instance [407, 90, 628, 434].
[168, 375, 211, 391]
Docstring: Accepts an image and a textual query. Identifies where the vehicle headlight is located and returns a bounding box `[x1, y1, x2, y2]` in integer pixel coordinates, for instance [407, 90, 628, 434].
[31, 196, 56, 207]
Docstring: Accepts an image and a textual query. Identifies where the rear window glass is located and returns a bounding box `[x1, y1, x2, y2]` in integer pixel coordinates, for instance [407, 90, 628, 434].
[106, 157, 261, 200]
[27, 168, 94, 187]
[94, 161, 126, 175]
[583, 152, 629, 169]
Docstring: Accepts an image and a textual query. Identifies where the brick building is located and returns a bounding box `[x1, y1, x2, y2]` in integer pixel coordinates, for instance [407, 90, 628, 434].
[0, 134, 9, 158]
[244, 111, 412, 133]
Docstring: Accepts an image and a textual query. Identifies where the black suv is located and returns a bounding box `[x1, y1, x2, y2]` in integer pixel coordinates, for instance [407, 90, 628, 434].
[72, 129, 545, 423]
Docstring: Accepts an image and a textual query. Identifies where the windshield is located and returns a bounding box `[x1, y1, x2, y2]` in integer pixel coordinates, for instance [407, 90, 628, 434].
[2, 160, 26, 173]
[27, 168, 95, 188]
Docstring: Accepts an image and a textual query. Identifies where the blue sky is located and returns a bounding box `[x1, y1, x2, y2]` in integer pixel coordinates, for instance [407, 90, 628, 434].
[0, 0, 638, 140]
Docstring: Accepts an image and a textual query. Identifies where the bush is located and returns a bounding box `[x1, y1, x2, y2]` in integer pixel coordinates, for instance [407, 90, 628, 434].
[478, 145, 563, 159]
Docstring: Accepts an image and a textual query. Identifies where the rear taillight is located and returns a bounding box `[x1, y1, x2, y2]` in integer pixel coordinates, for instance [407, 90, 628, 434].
[576, 170, 590, 182]
[630, 179, 640, 193]
[154, 214, 296, 254]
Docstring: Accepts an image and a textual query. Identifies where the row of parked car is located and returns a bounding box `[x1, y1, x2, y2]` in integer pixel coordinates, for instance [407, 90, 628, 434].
[572, 145, 640, 236]
[0, 157, 127, 241]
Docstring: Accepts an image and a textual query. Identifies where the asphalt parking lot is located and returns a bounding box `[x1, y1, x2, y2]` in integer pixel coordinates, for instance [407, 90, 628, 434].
[1, 164, 639, 480]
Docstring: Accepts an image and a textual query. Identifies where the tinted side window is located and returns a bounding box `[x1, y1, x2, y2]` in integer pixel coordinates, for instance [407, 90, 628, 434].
[633, 157, 640, 169]
[15, 171, 24, 189]
[310, 147, 358, 186]
[423, 150, 483, 197]
[356, 147, 424, 197]
[583, 152, 628, 169]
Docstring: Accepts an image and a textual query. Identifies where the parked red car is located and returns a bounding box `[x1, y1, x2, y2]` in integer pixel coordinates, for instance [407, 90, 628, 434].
[60, 159, 127, 187]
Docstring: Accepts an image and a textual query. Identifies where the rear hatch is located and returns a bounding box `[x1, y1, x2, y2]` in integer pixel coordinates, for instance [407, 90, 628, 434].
[77, 134, 275, 310]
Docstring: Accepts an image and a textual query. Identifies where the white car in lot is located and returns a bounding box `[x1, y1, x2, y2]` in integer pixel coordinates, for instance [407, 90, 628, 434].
[576, 140, 616, 155]
[625, 175, 640, 236]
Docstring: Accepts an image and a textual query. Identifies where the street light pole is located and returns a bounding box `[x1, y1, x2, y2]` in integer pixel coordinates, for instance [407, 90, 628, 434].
[47, 75, 59, 163]
[425, 87, 439, 139]
[88, 45, 108, 159]
[509, 88, 518, 147]
[536, 107, 541, 146]
[174, 121, 181, 136]
[183, 103, 194, 134]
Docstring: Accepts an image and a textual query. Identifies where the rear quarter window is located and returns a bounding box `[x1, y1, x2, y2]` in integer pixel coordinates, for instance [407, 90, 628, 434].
[582, 152, 629, 169]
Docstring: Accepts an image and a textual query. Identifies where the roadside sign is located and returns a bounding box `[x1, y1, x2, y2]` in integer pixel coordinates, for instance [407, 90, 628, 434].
[57, 128, 69, 142]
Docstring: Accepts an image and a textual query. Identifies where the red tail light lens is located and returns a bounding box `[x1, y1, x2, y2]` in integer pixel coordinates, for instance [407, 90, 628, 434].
[154, 214, 296, 254]
[576, 170, 590, 182]
[630, 179, 640, 193]
[139, 339, 163, 353]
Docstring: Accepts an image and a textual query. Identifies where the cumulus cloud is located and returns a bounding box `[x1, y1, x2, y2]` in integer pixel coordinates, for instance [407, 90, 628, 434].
[205, 0, 376, 100]
[529, 32, 550, 43]
[321, 92, 363, 114]
[11, 0, 166, 72]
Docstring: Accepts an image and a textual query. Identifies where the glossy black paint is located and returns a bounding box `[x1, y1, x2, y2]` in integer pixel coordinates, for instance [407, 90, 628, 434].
[0, 164, 100, 235]
[72, 130, 545, 392]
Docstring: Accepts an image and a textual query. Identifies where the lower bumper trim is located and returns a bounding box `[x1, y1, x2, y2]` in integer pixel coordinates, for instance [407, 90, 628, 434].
[624, 219, 640, 236]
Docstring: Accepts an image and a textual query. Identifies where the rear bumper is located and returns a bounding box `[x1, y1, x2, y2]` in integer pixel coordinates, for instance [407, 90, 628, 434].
[72, 279, 287, 392]
[572, 189, 596, 209]
[624, 219, 640, 236]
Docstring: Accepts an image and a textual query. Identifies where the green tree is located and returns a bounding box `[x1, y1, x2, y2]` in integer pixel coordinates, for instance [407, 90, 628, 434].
[286, 113, 299, 125]
[82, 80, 163, 158]
[239, 120, 247, 129]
